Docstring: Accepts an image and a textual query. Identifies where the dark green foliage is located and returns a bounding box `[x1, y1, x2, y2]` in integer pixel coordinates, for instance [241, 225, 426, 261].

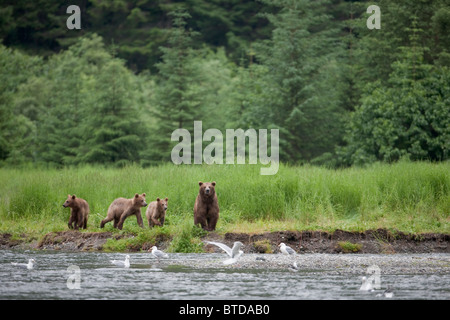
[249, 0, 346, 162]
[149, 9, 202, 162]
[0, 45, 42, 164]
[0, 0, 272, 72]
[342, 14, 450, 165]
[3, 35, 149, 167]
[0, 1, 449, 167]
[344, 64, 450, 165]
[81, 58, 147, 166]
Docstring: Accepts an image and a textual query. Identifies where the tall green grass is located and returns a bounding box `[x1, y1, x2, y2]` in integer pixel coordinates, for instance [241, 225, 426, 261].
[0, 161, 448, 240]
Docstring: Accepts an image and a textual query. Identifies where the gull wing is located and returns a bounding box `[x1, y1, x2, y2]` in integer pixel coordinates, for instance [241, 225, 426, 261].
[223, 258, 238, 265]
[154, 250, 168, 258]
[286, 246, 296, 255]
[205, 241, 232, 257]
[231, 243, 243, 258]
[11, 262, 27, 269]
[110, 260, 123, 266]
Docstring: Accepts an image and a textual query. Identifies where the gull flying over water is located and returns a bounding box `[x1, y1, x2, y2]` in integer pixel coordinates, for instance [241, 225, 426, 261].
[359, 276, 374, 291]
[11, 259, 35, 270]
[205, 241, 244, 265]
[110, 255, 130, 268]
[279, 243, 296, 255]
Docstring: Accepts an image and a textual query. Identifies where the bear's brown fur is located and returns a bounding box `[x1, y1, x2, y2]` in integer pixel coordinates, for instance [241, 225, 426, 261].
[100, 193, 147, 230]
[194, 181, 219, 231]
[145, 197, 168, 228]
[63, 194, 89, 230]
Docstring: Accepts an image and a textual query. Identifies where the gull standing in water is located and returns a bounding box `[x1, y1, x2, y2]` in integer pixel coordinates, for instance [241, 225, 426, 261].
[383, 286, 394, 298]
[150, 246, 168, 262]
[110, 255, 130, 268]
[279, 243, 296, 255]
[11, 259, 35, 270]
[205, 241, 244, 265]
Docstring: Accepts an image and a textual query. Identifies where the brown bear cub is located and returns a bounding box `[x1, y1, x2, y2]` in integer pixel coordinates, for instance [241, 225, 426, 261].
[194, 181, 219, 231]
[146, 197, 168, 228]
[100, 193, 147, 230]
[63, 194, 89, 230]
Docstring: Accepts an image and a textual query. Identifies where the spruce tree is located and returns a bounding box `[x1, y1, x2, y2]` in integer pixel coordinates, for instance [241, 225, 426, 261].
[80, 58, 146, 166]
[35, 35, 111, 166]
[149, 9, 202, 163]
[0, 45, 42, 165]
[255, 0, 344, 162]
[344, 18, 450, 165]
[37, 51, 85, 166]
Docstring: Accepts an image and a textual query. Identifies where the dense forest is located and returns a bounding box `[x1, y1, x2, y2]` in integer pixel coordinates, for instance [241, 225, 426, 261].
[0, 0, 449, 168]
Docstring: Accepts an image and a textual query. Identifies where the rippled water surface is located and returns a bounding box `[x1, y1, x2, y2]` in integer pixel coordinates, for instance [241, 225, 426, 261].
[1, 250, 449, 300]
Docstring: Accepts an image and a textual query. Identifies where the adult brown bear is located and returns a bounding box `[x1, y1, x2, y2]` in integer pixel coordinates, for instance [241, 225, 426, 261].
[194, 181, 219, 231]
[63, 194, 89, 230]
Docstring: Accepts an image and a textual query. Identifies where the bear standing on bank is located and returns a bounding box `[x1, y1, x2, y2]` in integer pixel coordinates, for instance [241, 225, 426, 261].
[146, 197, 168, 228]
[63, 194, 89, 230]
[100, 193, 147, 230]
[194, 181, 219, 231]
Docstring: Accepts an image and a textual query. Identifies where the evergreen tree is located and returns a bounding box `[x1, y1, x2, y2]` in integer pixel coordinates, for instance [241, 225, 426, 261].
[31, 34, 147, 167]
[35, 35, 111, 166]
[36, 50, 85, 166]
[79, 49, 147, 166]
[0, 45, 42, 165]
[255, 0, 345, 162]
[352, 0, 450, 87]
[343, 18, 450, 165]
[149, 9, 202, 163]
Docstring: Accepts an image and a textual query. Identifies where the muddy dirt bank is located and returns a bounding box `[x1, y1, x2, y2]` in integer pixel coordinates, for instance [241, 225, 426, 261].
[1, 229, 449, 254]
[220, 229, 449, 254]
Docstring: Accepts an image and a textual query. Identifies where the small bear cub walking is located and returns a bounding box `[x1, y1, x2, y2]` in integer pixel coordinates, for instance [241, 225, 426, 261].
[146, 197, 168, 228]
[100, 193, 147, 230]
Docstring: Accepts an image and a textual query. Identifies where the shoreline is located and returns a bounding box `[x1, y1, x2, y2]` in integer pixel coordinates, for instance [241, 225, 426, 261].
[1, 228, 449, 254]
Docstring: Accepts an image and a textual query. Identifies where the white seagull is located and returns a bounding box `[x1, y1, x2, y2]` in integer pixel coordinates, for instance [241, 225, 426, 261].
[359, 276, 374, 291]
[205, 241, 244, 265]
[11, 258, 35, 270]
[279, 243, 296, 255]
[150, 246, 168, 261]
[382, 286, 394, 298]
[288, 261, 300, 272]
[110, 255, 130, 268]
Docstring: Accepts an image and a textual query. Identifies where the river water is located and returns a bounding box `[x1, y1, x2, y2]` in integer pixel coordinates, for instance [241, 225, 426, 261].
[1, 250, 449, 300]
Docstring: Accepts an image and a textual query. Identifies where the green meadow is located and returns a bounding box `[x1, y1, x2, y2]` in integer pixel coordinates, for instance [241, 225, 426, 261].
[0, 161, 448, 251]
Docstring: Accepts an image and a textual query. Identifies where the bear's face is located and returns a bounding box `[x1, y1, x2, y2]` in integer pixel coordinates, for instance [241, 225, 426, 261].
[199, 181, 216, 198]
[133, 193, 148, 207]
[63, 194, 76, 208]
[156, 197, 168, 211]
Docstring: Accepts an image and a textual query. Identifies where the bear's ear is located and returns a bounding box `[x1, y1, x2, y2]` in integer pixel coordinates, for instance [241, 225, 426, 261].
[212, 181, 216, 186]
[135, 193, 139, 198]
[198, 181, 203, 186]
[165, 197, 168, 201]
[142, 193, 146, 197]
[72, 195, 76, 199]
[156, 198, 160, 202]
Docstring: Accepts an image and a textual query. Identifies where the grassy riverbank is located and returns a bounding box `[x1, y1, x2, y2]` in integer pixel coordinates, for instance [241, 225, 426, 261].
[0, 161, 448, 251]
